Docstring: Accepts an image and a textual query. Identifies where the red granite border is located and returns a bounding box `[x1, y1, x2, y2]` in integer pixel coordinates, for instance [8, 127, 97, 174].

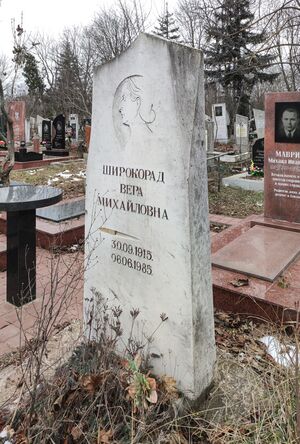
[211, 214, 300, 324]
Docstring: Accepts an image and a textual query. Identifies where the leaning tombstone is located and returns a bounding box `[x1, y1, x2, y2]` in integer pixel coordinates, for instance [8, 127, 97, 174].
[84, 33, 216, 400]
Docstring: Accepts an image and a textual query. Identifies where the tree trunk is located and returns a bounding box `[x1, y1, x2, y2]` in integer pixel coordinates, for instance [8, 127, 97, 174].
[0, 79, 15, 186]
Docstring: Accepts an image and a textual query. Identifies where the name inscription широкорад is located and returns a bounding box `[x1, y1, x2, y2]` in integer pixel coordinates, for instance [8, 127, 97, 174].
[99, 164, 168, 277]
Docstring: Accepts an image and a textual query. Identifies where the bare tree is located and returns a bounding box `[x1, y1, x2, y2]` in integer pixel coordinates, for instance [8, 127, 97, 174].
[88, 0, 149, 64]
[175, 0, 211, 48]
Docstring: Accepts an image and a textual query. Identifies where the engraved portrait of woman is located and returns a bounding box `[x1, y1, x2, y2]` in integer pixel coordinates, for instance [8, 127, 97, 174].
[113, 75, 156, 148]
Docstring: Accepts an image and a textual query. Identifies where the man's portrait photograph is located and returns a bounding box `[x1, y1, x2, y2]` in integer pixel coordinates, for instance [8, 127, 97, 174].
[275, 102, 300, 143]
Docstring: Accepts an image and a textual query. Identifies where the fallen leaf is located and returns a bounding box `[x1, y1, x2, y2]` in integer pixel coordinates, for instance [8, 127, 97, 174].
[230, 278, 249, 287]
[97, 428, 113, 443]
[71, 424, 83, 441]
[80, 374, 103, 394]
[161, 375, 178, 401]
[146, 376, 158, 403]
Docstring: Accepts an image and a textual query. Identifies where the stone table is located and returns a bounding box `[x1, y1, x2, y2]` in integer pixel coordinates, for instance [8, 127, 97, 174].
[0, 185, 62, 306]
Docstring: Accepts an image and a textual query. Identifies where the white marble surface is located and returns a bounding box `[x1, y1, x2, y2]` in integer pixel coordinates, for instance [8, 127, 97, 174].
[253, 108, 265, 140]
[212, 103, 229, 143]
[84, 33, 215, 399]
[235, 114, 249, 153]
[69, 113, 79, 141]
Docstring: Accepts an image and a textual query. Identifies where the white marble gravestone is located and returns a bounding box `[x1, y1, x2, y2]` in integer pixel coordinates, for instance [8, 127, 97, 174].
[25, 118, 31, 143]
[212, 103, 229, 143]
[69, 113, 79, 141]
[36, 115, 44, 139]
[84, 33, 216, 399]
[235, 114, 249, 153]
[253, 108, 265, 139]
[205, 115, 214, 151]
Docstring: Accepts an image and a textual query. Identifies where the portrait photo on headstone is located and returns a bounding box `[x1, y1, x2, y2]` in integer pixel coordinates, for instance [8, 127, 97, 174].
[215, 105, 223, 117]
[275, 102, 300, 143]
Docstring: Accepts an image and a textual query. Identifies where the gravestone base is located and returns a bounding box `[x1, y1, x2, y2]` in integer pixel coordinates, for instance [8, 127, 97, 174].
[211, 214, 300, 323]
[44, 149, 69, 157]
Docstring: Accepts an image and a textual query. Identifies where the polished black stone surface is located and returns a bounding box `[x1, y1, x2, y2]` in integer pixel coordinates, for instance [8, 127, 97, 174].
[0, 185, 63, 211]
[15, 151, 43, 162]
[2, 185, 63, 306]
[37, 197, 84, 222]
[7, 210, 36, 306]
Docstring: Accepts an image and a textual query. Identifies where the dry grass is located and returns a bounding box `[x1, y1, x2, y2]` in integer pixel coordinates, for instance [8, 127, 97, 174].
[0, 310, 298, 443]
[10, 160, 86, 200]
[209, 185, 264, 218]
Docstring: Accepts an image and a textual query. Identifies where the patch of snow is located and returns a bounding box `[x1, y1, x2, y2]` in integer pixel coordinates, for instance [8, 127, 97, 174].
[57, 172, 73, 179]
[72, 178, 81, 182]
[0, 430, 8, 438]
[259, 335, 296, 367]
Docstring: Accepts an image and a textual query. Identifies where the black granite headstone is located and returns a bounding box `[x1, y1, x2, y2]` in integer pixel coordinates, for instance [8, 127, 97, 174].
[52, 114, 65, 149]
[83, 118, 91, 126]
[42, 120, 52, 147]
[252, 138, 264, 169]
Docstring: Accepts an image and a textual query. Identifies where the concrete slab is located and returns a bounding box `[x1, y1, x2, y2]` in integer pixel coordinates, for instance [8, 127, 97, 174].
[223, 172, 264, 191]
[212, 225, 300, 281]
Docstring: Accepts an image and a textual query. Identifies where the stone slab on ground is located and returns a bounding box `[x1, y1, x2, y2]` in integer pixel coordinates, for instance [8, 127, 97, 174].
[0, 248, 83, 356]
[220, 152, 250, 163]
[222, 172, 264, 191]
[212, 224, 300, 281]
[37, 196, 85, 222]
[212, 214, 300, 323]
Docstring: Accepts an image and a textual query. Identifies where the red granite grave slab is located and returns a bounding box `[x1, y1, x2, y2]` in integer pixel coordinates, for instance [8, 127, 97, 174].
[211, 215, 300, 324]
[212, 225, 300, 282]
[0, 248, 83, 356]
[265, 92, 300, 223]
[0, 213, 84, 267]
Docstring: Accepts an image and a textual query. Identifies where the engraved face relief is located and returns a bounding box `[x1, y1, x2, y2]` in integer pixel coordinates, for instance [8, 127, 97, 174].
[113, 75, 156, 147]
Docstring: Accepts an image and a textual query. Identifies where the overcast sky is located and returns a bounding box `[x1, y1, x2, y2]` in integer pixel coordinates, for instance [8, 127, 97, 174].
[0, 0, 177, 57]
